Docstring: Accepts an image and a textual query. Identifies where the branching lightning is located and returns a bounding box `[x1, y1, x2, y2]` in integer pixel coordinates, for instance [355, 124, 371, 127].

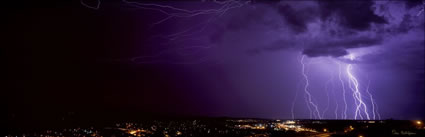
[296, 54, 379, 120]
[366, 80, 381, 120]
[346, 54, 370, 120]
[300, 55, 322, 119]
[81, 0, 252, 64]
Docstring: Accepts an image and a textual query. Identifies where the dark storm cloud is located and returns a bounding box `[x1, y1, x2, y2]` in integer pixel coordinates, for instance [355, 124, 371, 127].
[246, 34, 383, 57]
[213, 1, 390, 57]
[404, 0, 423, 9]
[301, 36, 383, 57]
[295, 0, 389, 57]
[277, 3, 317, 33]
[318, 0, 387, 31]
[208, 0, 421, 58]
[302, 48, 347, 57]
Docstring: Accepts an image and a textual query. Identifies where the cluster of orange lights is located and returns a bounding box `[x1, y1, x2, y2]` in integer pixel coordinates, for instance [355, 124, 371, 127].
[344, 125, 355, 133]
[127, 129, 151, 137]
[121, 120, 424, 137]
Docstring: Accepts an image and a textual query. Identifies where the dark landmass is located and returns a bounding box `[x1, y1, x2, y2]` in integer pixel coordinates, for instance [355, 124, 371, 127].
[5, 117, 425, 137]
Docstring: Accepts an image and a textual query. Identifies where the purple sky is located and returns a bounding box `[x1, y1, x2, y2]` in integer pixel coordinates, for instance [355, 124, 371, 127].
[4, 0, 425, 126]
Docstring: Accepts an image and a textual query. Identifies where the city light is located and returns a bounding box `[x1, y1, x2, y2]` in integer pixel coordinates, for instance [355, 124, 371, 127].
[176, 131, 182, 136]
[349, 125, 355, 131]
[286, 120, 296, 124]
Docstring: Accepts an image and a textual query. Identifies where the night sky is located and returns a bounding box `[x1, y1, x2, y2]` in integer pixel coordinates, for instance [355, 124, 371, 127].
[4, 0, 425, 128]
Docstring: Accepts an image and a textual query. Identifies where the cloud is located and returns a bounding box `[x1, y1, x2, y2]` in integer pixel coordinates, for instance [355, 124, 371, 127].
[277, 2, 318, 33]
[301, 36, 383, 57]
[318, 0, 387, 31]
[404, 0, 423, 9]
[302, 48, 348, 57]
[208, 0, 422, 59]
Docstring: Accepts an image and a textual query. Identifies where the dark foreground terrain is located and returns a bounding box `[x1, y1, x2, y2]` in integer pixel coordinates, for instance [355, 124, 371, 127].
[5, 118, 425, 137]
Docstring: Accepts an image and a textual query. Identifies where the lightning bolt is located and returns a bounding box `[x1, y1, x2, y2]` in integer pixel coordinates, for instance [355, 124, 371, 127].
[300, 55, 322, 119]
[366, 80, 381, 120]
[81, 0, 252, 64]
[346, 54, 370, 120]
[366, 80, 376, 119]
[375, 101, 382, 120]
